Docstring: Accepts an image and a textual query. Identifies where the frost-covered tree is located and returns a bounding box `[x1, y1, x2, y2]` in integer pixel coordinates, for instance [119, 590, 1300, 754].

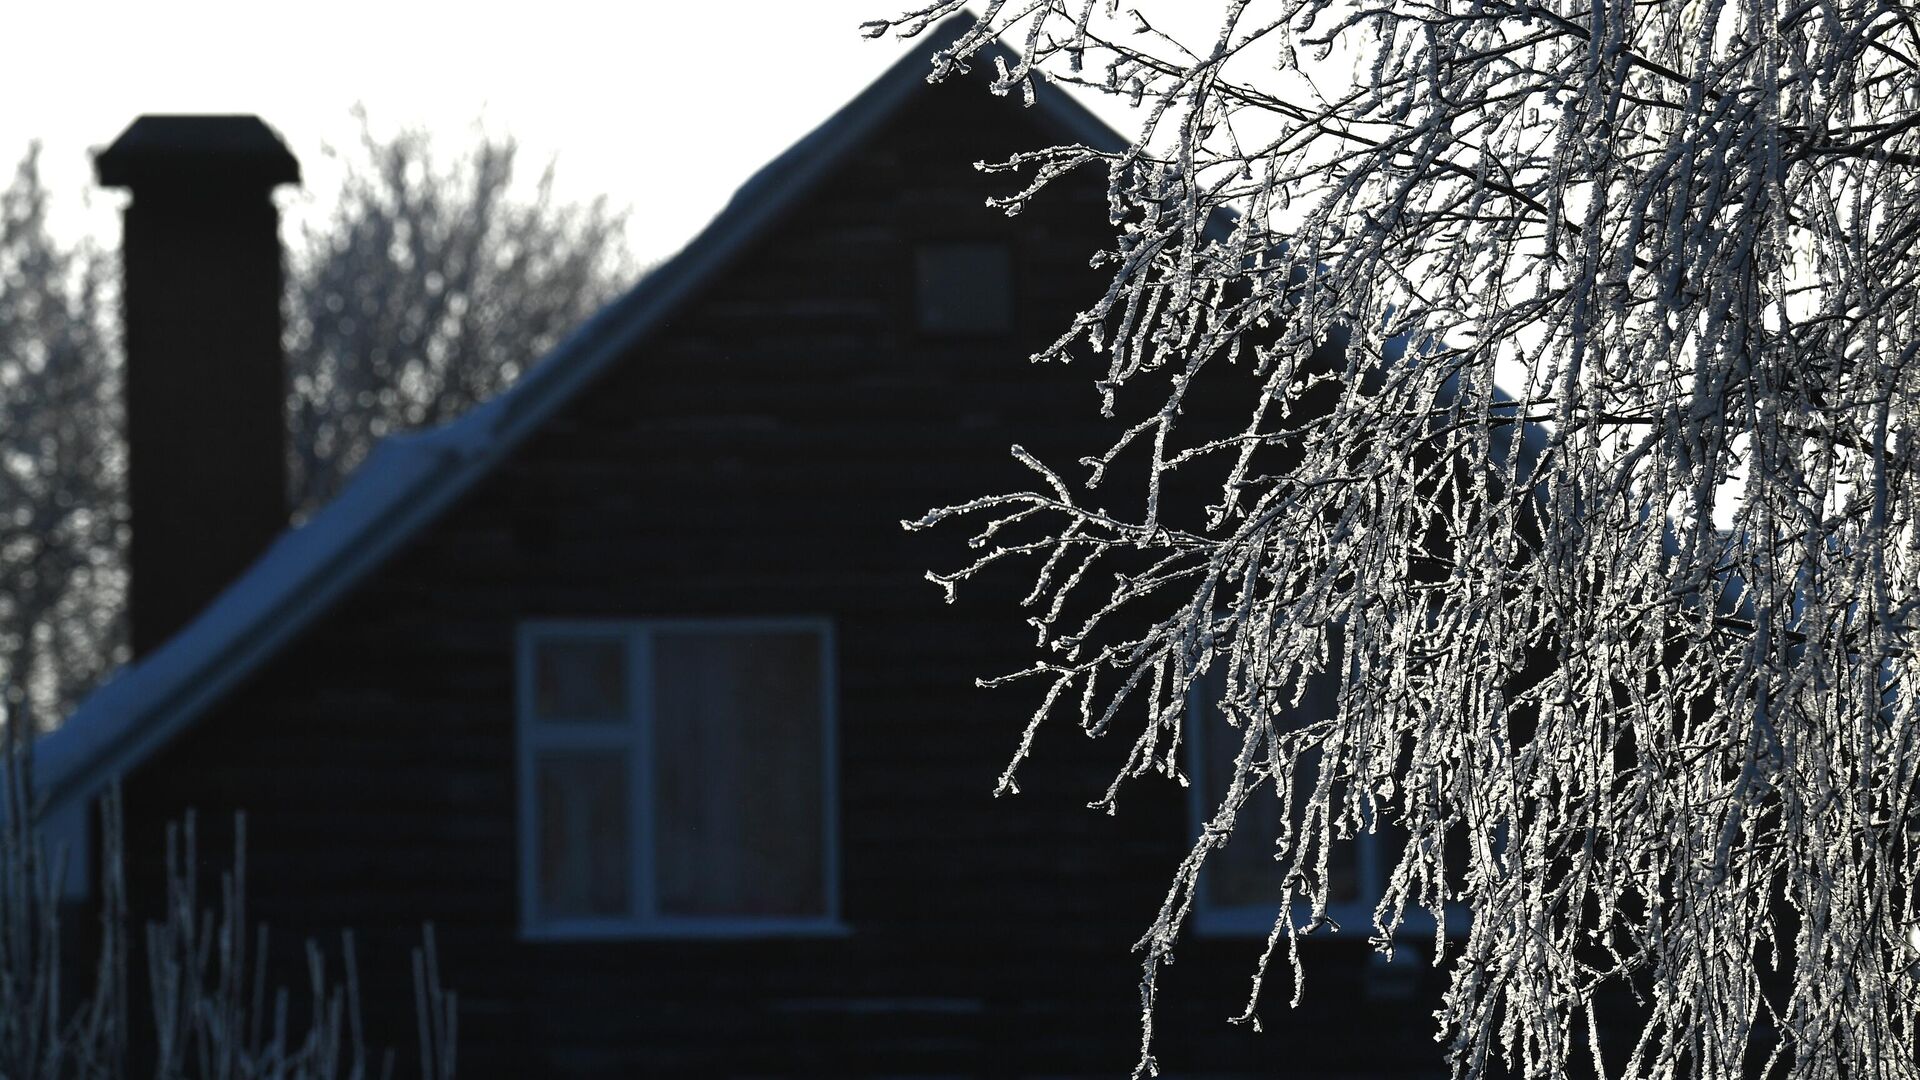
[286, 113, 633, 512]
[0, 147, 124, 734]
[872, 3, 1920, 1078]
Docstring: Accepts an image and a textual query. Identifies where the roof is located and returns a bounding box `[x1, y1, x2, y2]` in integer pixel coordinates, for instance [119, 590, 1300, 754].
[31, 13, 1130, 823]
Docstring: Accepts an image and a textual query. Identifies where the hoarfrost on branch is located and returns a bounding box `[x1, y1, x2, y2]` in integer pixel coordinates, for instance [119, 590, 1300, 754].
[873, 1, 1920, 1077]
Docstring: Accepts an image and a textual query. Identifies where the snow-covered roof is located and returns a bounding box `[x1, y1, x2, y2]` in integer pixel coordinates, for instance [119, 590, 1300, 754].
[30, 13, 1127, 827]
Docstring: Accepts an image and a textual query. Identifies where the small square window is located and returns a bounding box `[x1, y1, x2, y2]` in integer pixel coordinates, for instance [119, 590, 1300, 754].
[914, 242, 1013, 336]
[517, 619, 839, 939]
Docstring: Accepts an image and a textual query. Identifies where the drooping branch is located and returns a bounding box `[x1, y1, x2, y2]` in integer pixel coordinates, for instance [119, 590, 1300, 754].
[882, 1, 1920, 1077]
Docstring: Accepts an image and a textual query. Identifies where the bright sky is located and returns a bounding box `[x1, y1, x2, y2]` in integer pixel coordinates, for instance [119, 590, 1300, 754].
[0, 1, 1145, 265]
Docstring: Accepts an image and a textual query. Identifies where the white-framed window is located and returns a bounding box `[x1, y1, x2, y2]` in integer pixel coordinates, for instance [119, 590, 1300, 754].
[1186, 659, 1385, 937]
[516, 618, 841, 940]
[1187, 660, 1466, 939]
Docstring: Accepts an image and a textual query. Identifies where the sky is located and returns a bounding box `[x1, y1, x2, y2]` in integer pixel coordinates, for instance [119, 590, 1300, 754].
[0, 1, 1142, 266]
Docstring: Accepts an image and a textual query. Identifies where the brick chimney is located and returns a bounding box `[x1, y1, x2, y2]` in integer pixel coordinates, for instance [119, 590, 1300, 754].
[96, 116, 300, 656]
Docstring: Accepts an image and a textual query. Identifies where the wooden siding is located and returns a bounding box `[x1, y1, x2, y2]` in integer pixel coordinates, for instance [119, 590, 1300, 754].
[116, 77, 1452, 1078]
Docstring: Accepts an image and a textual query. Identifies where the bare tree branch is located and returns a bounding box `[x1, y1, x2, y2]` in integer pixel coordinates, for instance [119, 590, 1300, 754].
[883, 2, 1920, 1076]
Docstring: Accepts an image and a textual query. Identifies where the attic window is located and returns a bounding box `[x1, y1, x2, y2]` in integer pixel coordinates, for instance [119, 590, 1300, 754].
[516, 619, 841, 939]
[914, 242, 1013, 335]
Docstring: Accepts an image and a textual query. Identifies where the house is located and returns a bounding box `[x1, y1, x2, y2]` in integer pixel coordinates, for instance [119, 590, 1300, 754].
[36, 16, 1457, 1078]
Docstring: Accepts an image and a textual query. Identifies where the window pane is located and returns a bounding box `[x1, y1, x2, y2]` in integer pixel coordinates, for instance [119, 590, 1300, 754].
[1196, 665, 1360, 912]
[914, 242, 1012, 335]
[653, 630, 826, 918]
[535, 751, 631, 919]
[533, 636, 627, 723]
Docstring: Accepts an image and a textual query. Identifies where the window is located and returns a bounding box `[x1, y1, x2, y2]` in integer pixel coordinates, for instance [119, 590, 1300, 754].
[1187, 657, 1383, 937]
[1187, 658, 1465, 939]
[913, 242, 1013, 335]
[516, 619, 839, 939]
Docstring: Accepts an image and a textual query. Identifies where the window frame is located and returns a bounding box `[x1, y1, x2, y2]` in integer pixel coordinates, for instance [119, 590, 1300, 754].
[515, 617, 844, 941]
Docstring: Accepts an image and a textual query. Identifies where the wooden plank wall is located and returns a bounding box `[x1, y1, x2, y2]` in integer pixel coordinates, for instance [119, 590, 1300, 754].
[117, 76, 1453, 1078]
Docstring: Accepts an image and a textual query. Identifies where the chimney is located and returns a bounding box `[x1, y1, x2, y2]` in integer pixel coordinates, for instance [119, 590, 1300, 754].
[96, 116, 300, 656]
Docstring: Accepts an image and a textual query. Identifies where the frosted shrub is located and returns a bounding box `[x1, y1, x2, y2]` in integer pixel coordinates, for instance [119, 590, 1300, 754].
[0, 744, 454, 1079]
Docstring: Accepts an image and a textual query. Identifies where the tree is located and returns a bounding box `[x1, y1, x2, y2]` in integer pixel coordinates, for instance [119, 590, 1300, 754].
[287, 112, 634, 513]
[869, 3, 1920, 1078]
[0, 146, 124, 736]
[0, 118, 633, 720]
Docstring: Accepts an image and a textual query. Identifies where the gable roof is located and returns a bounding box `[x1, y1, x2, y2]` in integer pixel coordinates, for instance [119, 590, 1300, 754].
[32, 13, 1130, 823]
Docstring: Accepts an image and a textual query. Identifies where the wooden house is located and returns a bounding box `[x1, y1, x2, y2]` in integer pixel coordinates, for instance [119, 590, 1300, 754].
[36, 16, 1454, 1077]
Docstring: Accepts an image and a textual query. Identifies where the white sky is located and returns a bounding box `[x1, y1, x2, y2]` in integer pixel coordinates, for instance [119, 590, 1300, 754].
[0, 1, 1147, 265]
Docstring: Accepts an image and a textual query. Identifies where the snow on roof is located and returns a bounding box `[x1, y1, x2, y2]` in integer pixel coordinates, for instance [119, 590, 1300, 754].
[29, 13, 1128, 824]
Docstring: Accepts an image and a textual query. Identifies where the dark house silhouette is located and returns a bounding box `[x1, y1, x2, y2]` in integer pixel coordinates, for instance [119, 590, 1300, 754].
[37, 17, 1454, 1078]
